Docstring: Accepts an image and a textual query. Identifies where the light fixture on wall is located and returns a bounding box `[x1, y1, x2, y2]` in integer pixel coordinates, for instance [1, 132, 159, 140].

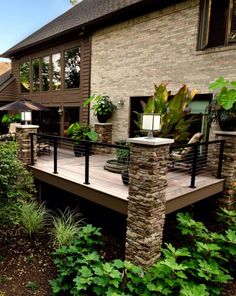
[21, 110, 32, 125]
[141, 113, 161, 138]
[116, 98, 124, 109]
[58, 106, 64, 116]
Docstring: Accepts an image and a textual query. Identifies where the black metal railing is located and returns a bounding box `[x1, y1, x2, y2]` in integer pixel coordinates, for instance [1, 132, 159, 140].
[30, 133, 130, 185]
[30, 133, 225, 189]
[169, 139, 225, 188]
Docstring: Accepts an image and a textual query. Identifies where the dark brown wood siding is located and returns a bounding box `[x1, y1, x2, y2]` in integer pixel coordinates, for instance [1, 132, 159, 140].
[0, 79, 16, 103]
[11, 36, 91, 123]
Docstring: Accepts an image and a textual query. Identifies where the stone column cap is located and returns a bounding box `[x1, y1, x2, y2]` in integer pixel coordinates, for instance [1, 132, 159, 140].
[16, 125, 39, 129]
[94, 123, 113, 126]
[214, 131, 236, 136]
[127, 137, 174, 146]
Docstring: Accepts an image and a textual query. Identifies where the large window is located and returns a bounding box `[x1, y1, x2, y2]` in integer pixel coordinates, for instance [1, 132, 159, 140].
[41, 56, 50, 91]
[32, 59, 40, 92]
[19, 46, 81, 93]
[64, 47, 80, 89]
[19, 62, 30, 93]
[199, 0, 236, 49]
[52, 53, 61, 91]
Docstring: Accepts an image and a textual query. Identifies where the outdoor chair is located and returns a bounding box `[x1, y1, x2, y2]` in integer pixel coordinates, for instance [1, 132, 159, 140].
[169, 132, 204, 170]
[37, 137, 51, 156]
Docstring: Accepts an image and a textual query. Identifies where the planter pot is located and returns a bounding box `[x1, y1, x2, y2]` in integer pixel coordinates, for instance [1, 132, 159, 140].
[97, 114, 110, 123]
[219, 117, 236, 131]
[121, 168, 129, 185]
[104, 159, 127, 173]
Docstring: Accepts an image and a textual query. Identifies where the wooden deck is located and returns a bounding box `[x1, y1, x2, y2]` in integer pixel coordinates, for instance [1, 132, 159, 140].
[30, 151, 224, 215]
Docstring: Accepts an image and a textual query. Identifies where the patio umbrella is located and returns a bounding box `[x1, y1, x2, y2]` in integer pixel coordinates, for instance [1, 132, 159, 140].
[0, 100, 49, 111]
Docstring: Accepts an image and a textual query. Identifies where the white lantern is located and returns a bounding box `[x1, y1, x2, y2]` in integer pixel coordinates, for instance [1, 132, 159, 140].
[141, 113, 161, 138]
[21, 111, 32, 124]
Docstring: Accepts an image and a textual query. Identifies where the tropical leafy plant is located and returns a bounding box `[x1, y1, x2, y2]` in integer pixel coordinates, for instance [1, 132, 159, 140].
[67, 122, 98, 142]
[209, 77, 236, 110]
[83, 94, 115, 117]
[18, 201, 48, 237]
[1, 113, 21, 124]
[208, 77, 236, 130]
[50, 208, 84, 247]
[137, 83, 197, 143]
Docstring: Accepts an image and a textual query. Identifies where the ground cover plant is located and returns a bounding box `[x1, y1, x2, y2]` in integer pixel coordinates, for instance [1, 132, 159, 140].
[51, 209, 236, 296]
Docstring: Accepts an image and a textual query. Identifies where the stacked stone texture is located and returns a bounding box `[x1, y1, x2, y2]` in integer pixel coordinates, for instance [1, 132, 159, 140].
[125, 144, 169, 268]
[94, 123, 112, 154]
[214, 132, 236, 208]
[16, 127, 38, 165]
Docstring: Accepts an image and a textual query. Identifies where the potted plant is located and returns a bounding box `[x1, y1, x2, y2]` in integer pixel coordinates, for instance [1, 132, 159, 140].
[83, 94, 115, 123]
[208, 77, 236, 131]
[67, 122, 98, 156]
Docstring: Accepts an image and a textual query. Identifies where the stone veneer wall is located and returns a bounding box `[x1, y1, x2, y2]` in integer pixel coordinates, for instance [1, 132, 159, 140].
[94, 123, 112, 154]
[125, 137, 173, 268]
[90, 0, 236, 142]
[16, 125, 38, 165]
[213, 131, 236, 208]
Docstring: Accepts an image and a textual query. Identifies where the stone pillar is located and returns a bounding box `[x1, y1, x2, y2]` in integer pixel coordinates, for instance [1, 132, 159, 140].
[94, 123, 112, 154]
[214, 131, 236, 208]
[16, 125, 39, 165]
[125, 137, 174, 268]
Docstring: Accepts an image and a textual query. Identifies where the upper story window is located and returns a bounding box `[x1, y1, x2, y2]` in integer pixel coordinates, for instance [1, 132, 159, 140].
[41, 56, 50, 91]
[32, 59, 40, 92]
[52, 53, 61, 91]
[19, 46, 81, 93]
[199, 0, 236, 49]
[64, 47, 80, 89]
[19, 62, 30, 93]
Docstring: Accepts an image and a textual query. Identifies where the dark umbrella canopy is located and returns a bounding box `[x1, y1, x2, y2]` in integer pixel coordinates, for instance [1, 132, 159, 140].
[0, 100, 49, 111]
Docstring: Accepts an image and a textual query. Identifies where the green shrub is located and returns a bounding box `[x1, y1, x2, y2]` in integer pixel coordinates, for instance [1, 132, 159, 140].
[51, 209, 236, 296]
[50, 208, 84, 247]
[18, 201, 48, 237]
[0, 141, 36, 201]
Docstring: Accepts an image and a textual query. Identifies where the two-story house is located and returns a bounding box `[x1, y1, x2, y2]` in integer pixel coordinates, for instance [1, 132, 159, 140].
[1, 0, 236, 141]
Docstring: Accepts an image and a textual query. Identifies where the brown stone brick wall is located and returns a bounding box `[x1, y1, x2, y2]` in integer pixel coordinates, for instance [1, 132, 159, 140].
[91, 0, 236, 142]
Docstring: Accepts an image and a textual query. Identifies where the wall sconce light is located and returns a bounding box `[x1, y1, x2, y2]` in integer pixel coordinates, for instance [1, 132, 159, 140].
[58, 106, 64, 116]
[21, 110, 32, 125]
[141, 113, 161, 138]
[117, 99, 124, 109]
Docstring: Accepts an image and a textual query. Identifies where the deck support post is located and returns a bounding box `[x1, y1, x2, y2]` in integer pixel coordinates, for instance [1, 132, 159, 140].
[16, 125, 39, 166]
[214, 131, 236, 209]
[125, 137, 174, 268]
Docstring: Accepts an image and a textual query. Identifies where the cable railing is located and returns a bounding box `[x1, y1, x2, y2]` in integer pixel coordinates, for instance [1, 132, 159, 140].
[30, 134, 225, 191]
[30, 133, 130, 187]
[169, 139, 225, 188]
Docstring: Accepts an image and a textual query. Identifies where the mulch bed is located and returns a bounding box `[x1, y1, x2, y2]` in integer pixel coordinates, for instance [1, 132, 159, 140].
[0, 225, 56, 296]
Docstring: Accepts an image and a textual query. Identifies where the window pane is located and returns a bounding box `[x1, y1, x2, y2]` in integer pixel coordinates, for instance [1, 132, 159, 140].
[52, 53, 61, 91]
[41, 56, 50, 91]
[230, 0, 236, 41]
[208, 0, 229, 47]
[64, 47, 80, 89]
[32, 59, 40, 92]
[19, 62, 30, 93]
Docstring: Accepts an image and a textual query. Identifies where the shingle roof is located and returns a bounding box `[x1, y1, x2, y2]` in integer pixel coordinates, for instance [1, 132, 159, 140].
[2, 0, 151, 57]
[0, 70, 11, 87]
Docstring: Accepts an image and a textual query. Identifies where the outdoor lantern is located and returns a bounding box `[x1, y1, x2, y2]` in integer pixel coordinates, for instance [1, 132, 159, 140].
[141, 113, 161, 138]
[21, 111, 32, 124]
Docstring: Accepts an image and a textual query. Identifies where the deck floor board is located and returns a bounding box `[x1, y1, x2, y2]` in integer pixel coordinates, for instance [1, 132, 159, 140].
[31, 152, 224, 214]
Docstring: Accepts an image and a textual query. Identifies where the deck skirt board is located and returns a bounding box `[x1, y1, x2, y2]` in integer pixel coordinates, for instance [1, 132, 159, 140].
[30, 154, 224, 214]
